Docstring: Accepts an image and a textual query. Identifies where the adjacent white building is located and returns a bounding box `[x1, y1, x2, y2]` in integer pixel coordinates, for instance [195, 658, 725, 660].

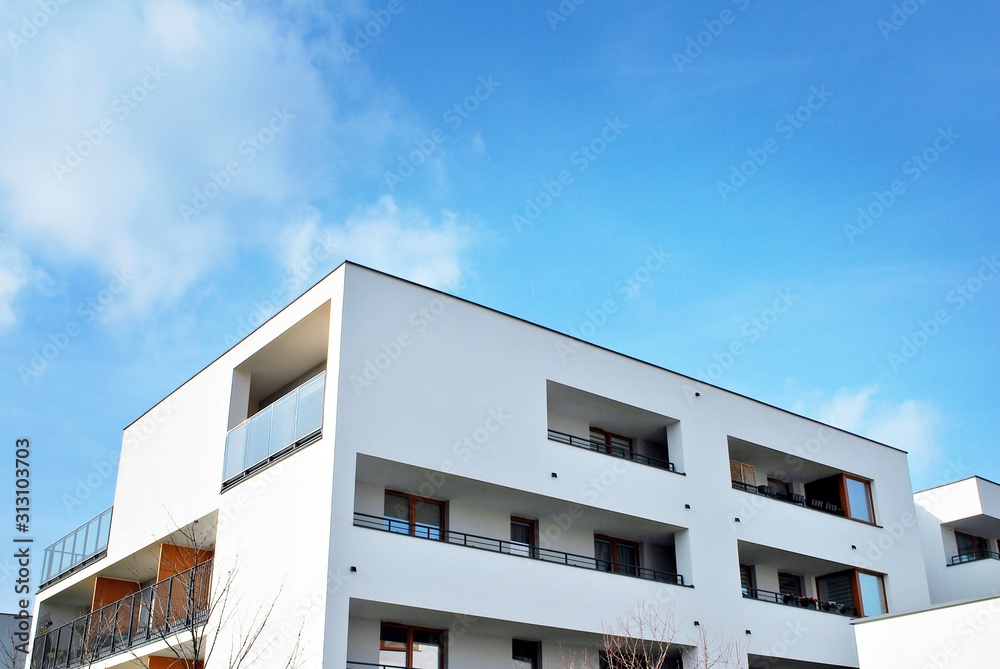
[853, 476, 1000, 668]
[29, 263, 939, 669]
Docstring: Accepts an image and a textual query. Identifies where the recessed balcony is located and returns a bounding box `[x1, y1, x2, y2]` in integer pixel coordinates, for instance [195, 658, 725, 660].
[32, 558, 213, 669]
[742, 587, 855, 616]
[950, 549, 1000, 565]
[353, 512, 686, 586]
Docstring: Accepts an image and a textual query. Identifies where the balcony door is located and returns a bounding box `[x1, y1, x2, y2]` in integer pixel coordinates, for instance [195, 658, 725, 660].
[384, 492, 445, 540]
[590, 427, 634, 459]
[380, 623, 444, 669]
[595, 535, 640, 576]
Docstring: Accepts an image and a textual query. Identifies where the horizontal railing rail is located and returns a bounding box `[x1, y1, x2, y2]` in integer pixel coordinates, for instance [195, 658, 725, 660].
[546, 429, 678, 473]
[742, 586, 855, 616]
[32, 559, 213, 669]
[950, 550, 1000, 565]
[40, 507, 113, 588]
[346, 663, 406, 669]
[222, 371, 326, 485]
[354, 512, 685, 586]
[730, 480, 845, 517]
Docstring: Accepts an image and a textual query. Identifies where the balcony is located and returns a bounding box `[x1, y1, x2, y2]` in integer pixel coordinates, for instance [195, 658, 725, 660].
[40, 507, 113, 589]
[950, 550, 1000, 565]
[353, 512, 686, 586]
[222, 371, 325, 486]
[32, 559, 212, 669]
[547, 429, 678, 473]
[730, 480, 844, 517]
[742, 587, 855, 617]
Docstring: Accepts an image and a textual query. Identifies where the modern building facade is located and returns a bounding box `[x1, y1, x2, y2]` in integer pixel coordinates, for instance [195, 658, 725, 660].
[28, 263, 936, 669]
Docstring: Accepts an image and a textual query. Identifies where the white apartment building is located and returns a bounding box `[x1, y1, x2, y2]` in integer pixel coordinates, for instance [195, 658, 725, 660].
[28, 262, 935, 669]
[853, 477, 1000, 668]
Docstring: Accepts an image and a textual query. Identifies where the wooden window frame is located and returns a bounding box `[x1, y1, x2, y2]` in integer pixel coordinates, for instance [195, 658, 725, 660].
[840, 474, 876, 524]
[510, 516, 538, 555]
[590, 427, 635, 458]
[594, 534, 641, 574]
[379, 622, 446, 669]
[955, 530, 989, 555]
[384, 490, 446, 539]
[852, 569, 887, 617]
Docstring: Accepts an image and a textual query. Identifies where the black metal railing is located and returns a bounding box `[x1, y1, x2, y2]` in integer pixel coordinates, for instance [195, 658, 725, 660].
[950, 550, 1000, 565]
[346, 663, 406, 669]
[32, 559, 213, 669]
[730, 480, 845, 517]
[354, 512, 685, 586]
[742, 587, 856, 616]
[547, 429, 678, 473]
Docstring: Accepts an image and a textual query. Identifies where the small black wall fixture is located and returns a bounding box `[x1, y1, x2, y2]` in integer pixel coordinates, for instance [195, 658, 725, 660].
[734, 517, 741, 523]
[350, 566, 357, 573]
[551, 472, 558, 478]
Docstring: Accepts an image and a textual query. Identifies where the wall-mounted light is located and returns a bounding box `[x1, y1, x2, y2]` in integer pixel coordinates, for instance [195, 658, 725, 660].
[695, 392, 701, 397]
[684, 504, 691, 509]
[734, 517, 741, 523]
[551, 472, 558, 478]
[693, 621, 700, 626]
[745, 630, 751, 636]
[350, 566, 357, 573]
[851, 545, 857, 550]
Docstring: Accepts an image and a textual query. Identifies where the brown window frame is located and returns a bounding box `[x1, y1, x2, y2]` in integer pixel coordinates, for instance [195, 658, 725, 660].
[777, 571, 804, 598]
[594, 534, 641, 574]
[955, 530, 989, 556]
[840, 474, 876, 524]
[590, 427, 635, 459]
[384, 490, 446, 539]
[815, 568, 887, 617]
[739, 564, 756, 596]
[379, 622, 446, 669]
[510, 516, 538, 556]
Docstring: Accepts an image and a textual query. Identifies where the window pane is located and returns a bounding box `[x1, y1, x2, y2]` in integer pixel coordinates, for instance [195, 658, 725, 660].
[595, 539, 613, 571]
[816, 571, 853, 607]
[778, 572, 802, 597]
[513, 639, 539, 669]
[616, 543, 639, 576]
[414, 500, 443, 540]
[858, 572, 886, 616]
[510, 520, 533, 556]
[846, 478, 874, 523]
[384, 494, 411, 534]
[411, 630, 442, 669]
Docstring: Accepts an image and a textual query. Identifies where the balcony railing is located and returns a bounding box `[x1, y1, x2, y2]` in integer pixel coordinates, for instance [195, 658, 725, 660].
[32, 559, 213, 669]
[730, 480, 845, 517]
[547, 429, 678, 473]
[40, 507, 113, 589]
[223, 371, 326, 485]
[950, 550, 1000, 565]
[742, 587, 856, 616]
[346, 663, 403, 669]
[354, 512, 686, 586]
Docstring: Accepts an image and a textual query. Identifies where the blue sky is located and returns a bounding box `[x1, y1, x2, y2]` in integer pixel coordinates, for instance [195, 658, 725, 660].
[0, 1, 997, 607]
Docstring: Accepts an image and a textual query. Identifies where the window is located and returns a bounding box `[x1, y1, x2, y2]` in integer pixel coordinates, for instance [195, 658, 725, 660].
[380, 623, 444, 668]
[739, 564, 756, 596]
[955, 530, 989, 557]
[730, 460, 757, 486]
[600, 652, 648, 669]
[844, 476, 875, 523]
[590, 427, 634, 459]
[510, 517, 537, 557]
[816, 569, 887, 617]
[768, 477, 791, 499]
[513, 639, 540, 669]
[384, 492, 445, 540]
[778, 572, 803, 598]
[595, 535, 640, 576]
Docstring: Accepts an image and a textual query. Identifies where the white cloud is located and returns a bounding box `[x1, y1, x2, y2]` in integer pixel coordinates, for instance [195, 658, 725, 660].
[0, 235, 52, 328]
[795, 386, 943, 483]
[0, 0, 415, 321]
[279, 196, 472, 290]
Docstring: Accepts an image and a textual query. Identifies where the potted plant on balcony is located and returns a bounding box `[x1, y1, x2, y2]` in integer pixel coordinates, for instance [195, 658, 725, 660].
[839, 604, 856, 616]
[782, 593, 796, 605]
[798, 596, 818, 608]
[821, 600, 839, 612]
